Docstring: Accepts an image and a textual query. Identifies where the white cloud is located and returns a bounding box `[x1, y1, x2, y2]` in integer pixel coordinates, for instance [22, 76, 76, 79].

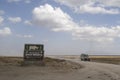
[0, 27, 12, 36]
[16, 34, 32, 38]
[97, 0, 120, 7]
[55, 0, 120, 8]
[24, 20, 32, 25]
[72, 25, 120, 42]
[8, 0, 21, 3]
[23, 35, 32, 38]
[24, 0, 31, 4]
[77, 2, 119, 14]
[32, 4, 76, 32]
[8, 17, 21, 23]
[55, 0, 120, 14]
[0, 16, 4, 25]
[8, 0, 31, 3]
[0, 10, 5, 15]
[32, 4, 120, 42]
[55, 0, 88, 8]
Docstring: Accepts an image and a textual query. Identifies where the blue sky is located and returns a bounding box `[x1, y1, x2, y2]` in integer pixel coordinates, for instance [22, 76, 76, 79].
[0, 0, 120, 56]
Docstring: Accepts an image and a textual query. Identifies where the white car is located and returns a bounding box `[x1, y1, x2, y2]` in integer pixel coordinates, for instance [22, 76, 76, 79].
[80, 54, 90, 61]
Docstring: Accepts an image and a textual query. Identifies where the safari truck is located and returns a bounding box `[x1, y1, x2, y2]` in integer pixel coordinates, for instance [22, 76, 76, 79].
[80, 54, 90, 61]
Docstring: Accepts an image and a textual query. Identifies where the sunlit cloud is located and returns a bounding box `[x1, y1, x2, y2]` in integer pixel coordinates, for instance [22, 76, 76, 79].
[24, 20, 32, 25]
[32, 4, 120, 42]
[55, 0, 120, 14]
[16, 34, 33, 38]
[0, 27, 12, 36]
[8, 17, 22, 23]
[7, 0, 31, 3]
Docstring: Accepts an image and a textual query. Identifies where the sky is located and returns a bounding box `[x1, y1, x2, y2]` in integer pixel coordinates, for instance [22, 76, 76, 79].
[0, 0, 120, 56]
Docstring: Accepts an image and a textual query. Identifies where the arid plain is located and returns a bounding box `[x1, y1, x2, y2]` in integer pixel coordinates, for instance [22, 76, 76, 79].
[0, 55, 120, 80]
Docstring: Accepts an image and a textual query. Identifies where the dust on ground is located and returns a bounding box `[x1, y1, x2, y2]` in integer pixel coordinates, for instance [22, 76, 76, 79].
[1, 56, 120, 80]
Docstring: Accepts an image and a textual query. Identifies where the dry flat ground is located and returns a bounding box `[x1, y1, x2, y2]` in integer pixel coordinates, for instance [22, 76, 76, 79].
[89, 55, 120, 65]
[0, 56, 120, 80]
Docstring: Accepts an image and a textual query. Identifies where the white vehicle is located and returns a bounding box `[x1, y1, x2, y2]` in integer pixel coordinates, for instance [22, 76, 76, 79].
[80, 54, 90, 61]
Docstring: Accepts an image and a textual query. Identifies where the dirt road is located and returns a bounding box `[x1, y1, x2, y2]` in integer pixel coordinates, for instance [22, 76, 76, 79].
[71, 60, 120, 80]
[0, 57, 120, 80]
